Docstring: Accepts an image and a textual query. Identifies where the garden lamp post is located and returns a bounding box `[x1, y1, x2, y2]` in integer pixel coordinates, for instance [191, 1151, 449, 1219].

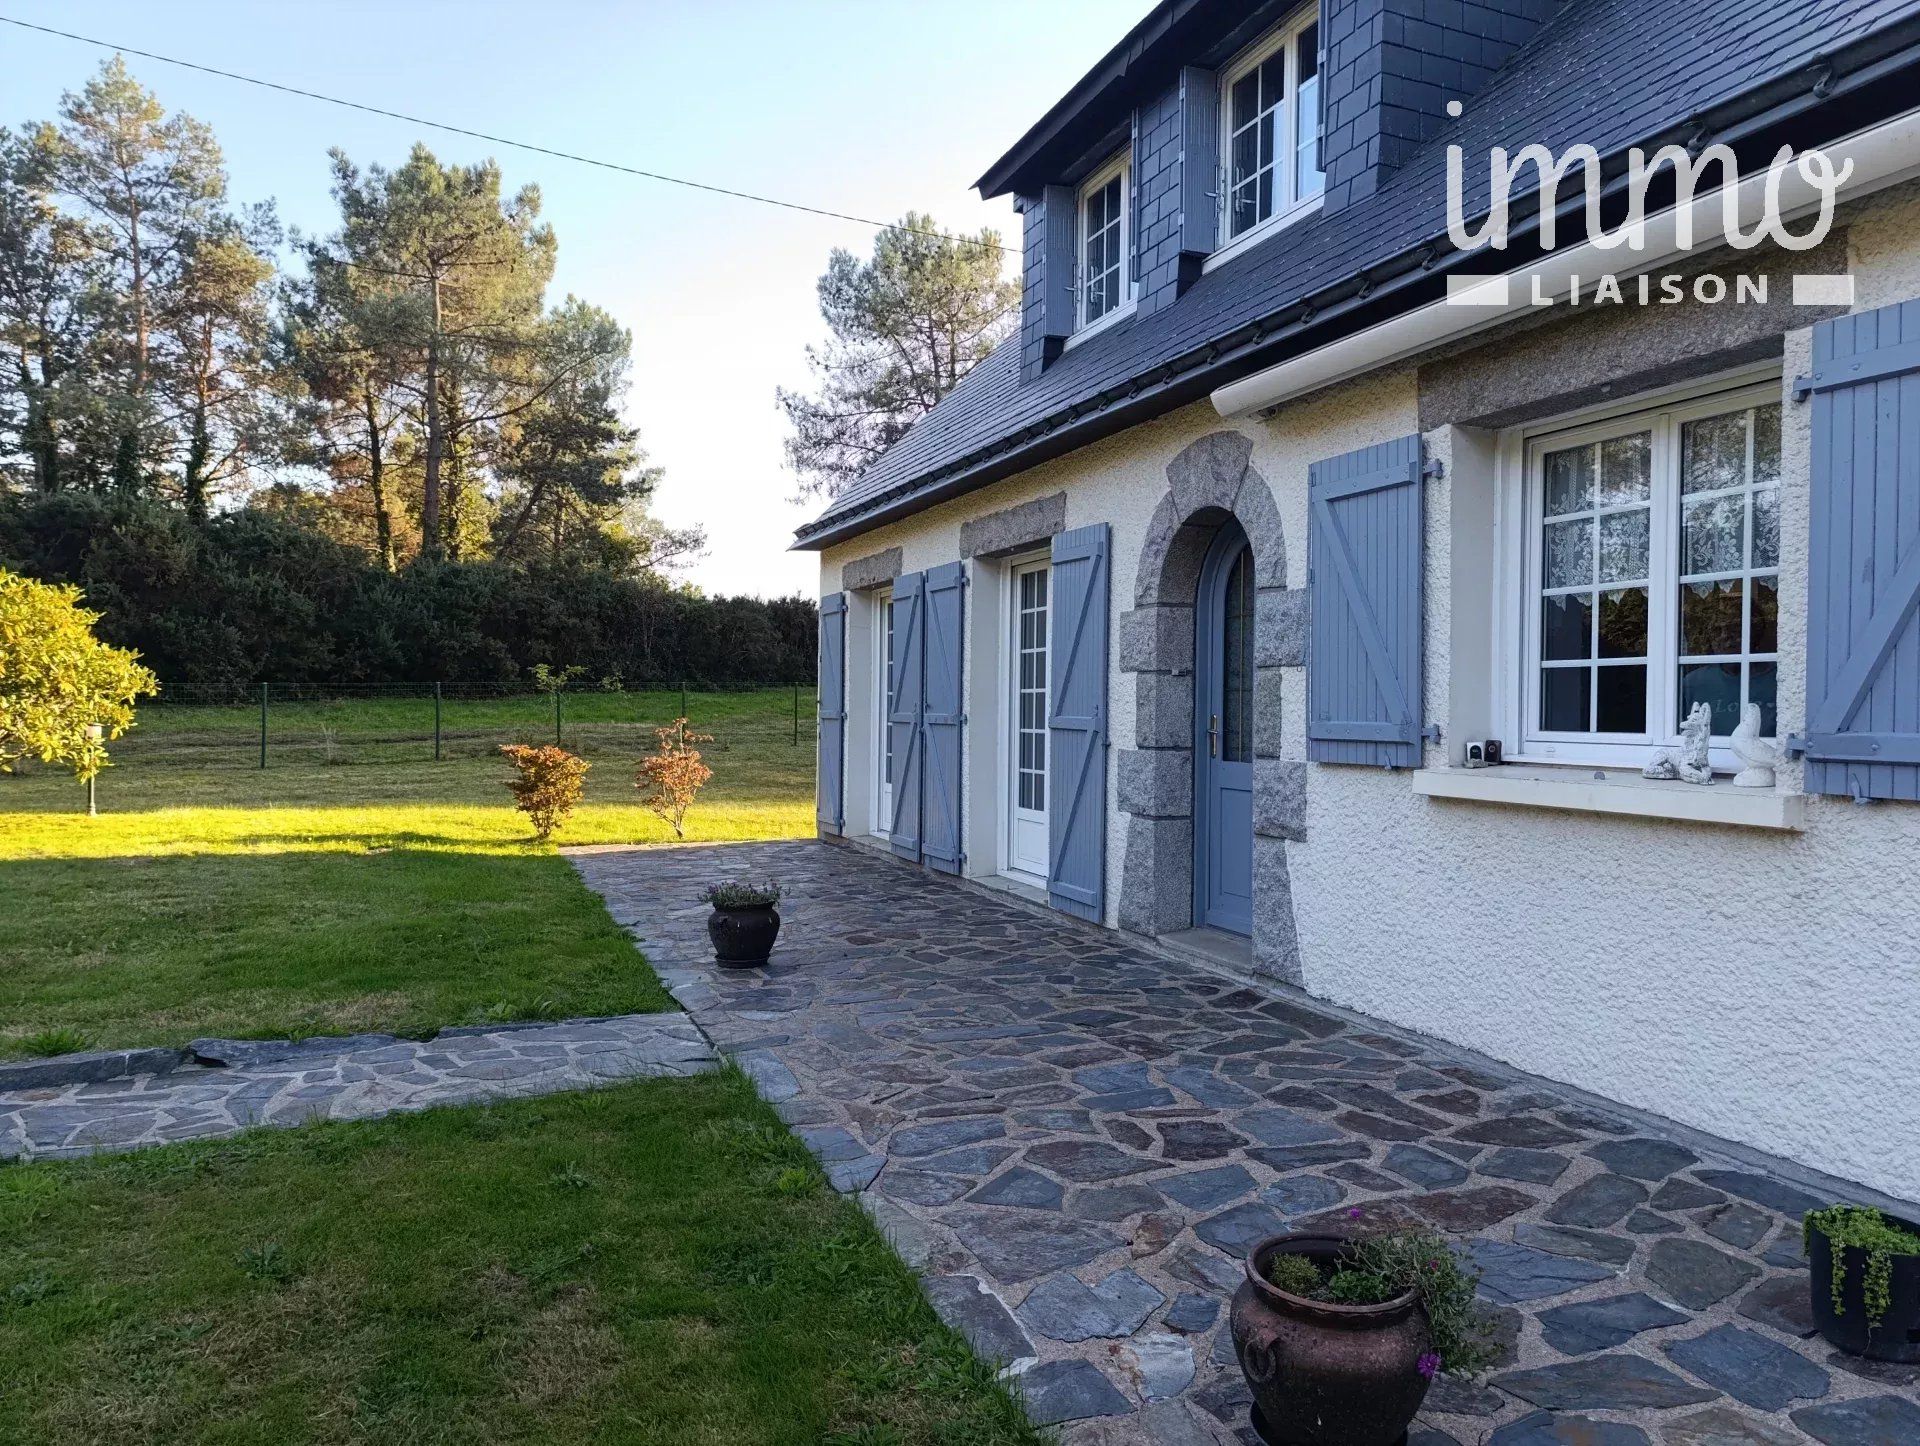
[84, 723, 104, 816]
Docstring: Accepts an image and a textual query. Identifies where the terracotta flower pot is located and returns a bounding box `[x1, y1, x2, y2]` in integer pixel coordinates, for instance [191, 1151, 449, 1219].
[707, 903, 780, 966]
[1808, 1211, 1920, 1363]
[1230, 1233, 1434, 1446]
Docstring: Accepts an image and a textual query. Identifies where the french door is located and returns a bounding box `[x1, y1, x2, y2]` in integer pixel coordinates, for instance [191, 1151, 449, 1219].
[1195, 526, 1254, 934]
[1006, 558, 1050, 878]
[875, 588, 894, 835]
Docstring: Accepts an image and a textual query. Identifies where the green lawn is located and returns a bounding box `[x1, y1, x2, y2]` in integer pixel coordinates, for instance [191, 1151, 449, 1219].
[0, 1070, 1042, 1446]
[0, 691, 1040, 1443]
[0, 689, 814, 1058]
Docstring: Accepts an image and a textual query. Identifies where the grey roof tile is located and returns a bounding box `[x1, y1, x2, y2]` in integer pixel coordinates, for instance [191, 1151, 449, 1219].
[800, 0, 1919, 543]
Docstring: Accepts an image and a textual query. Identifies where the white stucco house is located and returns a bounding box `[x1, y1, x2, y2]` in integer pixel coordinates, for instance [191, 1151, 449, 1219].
[796, 0, 1920, 1207]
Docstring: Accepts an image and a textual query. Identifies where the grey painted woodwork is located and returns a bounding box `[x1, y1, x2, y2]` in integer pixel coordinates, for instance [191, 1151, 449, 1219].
[816, 592, 846, 834]
[1306, 434, 1425, 768]
[1804, 295, 1920, 800]
[1048, 524, 1111, 921]
[922, 562, 968, 874]
[890, 572, 926, 859]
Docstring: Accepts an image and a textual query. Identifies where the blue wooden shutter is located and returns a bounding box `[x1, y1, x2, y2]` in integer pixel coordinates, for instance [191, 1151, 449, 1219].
[1802, 297, 1920, 800]
[816, 592, 846, 834]
[921, 562, 967, 874]
[889, 571, 926, 859]
[1307, 435, 1425, 768]
[1048, 524, 1110, 920]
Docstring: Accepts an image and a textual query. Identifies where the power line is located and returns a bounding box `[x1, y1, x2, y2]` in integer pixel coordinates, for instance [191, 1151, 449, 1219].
[0, 13, 1008, 254]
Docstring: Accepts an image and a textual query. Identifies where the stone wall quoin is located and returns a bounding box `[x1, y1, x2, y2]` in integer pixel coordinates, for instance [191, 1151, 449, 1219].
[1117, 430, 1304, 980]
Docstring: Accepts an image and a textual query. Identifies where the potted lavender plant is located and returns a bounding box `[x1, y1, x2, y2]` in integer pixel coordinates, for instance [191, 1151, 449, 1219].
[702, 881, 781, 966]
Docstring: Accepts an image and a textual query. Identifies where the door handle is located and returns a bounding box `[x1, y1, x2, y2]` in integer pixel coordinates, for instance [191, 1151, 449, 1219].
[1208, 714, 1219, 758]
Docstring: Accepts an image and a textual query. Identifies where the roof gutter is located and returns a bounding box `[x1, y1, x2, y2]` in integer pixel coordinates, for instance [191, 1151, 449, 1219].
[1211, 107, 1920, 419]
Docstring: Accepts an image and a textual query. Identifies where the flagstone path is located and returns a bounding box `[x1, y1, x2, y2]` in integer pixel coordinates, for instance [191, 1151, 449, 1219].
[572, 838, 1920, 1446]
[0, 1014, 714, 1160]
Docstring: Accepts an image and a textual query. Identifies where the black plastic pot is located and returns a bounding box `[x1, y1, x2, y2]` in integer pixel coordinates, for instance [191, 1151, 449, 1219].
[1808, 1212, 1920, 1363]
[707, 903, 780, 966]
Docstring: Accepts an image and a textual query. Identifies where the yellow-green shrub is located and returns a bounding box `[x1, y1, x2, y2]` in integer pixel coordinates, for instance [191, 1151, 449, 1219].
[0, 569, 158, 782]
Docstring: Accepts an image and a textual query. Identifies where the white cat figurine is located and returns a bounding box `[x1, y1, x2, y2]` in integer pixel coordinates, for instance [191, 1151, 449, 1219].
[1644, 702, 1715, 784]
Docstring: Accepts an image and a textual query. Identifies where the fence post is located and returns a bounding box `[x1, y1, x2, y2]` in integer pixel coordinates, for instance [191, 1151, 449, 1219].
[434, 682, 443, 762]
[792, 681, 799, 746]
[259, 683, 269, 769]
[554, 688, 563, 746]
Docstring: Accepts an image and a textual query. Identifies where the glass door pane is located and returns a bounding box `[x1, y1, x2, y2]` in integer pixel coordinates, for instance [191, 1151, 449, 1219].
[1222, 549, 1253, 761]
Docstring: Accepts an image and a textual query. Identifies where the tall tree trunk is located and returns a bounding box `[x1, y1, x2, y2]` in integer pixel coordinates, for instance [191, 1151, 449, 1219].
[183, 407, 210, 522]
[444, 424, 467, 562]
[19, 347, 56, 493]
[363, 388, 395, 572]
[111, 427, 142, 493]
[419, 276, 444, 555]
[182, 326, 212, 523]
[120, 178, 148, 483]
[127, 194, 147, 390]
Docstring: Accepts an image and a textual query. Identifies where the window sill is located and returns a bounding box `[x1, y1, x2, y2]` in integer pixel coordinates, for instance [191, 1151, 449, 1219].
[1202, 195, 1324, 274]
[1411, 764, 1807, 831]
[1064, 299, 1137, 350]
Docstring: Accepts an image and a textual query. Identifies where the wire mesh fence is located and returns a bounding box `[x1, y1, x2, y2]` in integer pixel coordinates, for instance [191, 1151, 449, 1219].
[125, 682, 817, 773]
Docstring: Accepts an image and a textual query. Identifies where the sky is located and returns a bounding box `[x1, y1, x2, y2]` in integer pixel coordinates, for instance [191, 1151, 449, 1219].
[0, 0, 1135, 598]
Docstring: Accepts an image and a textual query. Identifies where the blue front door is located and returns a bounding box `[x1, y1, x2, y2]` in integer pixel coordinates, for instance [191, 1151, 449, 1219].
[1195, 526, 1255, 935]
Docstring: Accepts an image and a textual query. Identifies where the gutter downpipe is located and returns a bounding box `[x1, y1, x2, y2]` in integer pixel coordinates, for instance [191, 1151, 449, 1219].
[1210, 109, 1920, 420]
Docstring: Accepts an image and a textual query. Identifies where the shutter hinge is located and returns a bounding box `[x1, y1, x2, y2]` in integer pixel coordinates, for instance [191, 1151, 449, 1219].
[1421, 723, 1443, 743]
[1784, 733, 1808, 758]
[1422, 458, 1445, 480]
[1794, 341, 1920, 400]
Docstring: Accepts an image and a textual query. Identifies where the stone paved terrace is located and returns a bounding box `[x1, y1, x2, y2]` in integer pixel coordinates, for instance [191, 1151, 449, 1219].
[0, 1015, 714, 1160]
[571, 839, 1920, 1446]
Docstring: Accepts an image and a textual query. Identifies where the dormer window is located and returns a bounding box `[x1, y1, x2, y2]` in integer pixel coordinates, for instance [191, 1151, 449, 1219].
[1075, 151, 1134, 335]
[1220, 12, 1323, 250]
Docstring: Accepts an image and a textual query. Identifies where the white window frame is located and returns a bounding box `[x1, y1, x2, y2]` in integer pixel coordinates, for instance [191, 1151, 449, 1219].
[1000, 552, 1052, 881]
[871, 585, 894, 836]
[1205, 5, 1324, 274]
[1069, 149, 1136, 343]
[1493, 369, 1784, 773]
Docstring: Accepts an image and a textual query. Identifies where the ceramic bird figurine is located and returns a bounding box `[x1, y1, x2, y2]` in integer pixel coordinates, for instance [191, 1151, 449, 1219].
[1730, 702, 1782, 787]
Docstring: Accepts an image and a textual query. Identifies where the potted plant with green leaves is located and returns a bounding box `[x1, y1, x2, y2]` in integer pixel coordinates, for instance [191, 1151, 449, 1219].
[702, 881, 782, 966]
[1230, 1219, 1499, 1446]
[1804, 1204, 1920, 1363]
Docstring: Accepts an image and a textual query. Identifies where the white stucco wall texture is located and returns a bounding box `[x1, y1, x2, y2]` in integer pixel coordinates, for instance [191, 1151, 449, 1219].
[815, 187, 1920, 1204]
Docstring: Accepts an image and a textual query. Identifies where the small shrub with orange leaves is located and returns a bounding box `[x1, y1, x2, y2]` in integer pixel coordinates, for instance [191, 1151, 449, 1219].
[637, 718, 713, 840]
[499, 743, 590, 841]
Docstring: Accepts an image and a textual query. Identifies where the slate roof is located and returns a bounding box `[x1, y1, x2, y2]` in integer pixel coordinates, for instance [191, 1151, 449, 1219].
[796, 0, 1920, 549]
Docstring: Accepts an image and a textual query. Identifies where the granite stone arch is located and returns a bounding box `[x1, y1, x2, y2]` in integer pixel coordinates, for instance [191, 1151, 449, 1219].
[1116, 430, 1307, 982]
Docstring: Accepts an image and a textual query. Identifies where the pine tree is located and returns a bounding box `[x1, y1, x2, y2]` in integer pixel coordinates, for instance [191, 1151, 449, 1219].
[779, 213, 1018, 499]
